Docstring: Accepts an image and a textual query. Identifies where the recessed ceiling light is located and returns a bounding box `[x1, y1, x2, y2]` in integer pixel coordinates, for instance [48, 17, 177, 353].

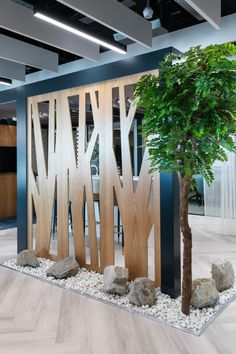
[0, 77, 12, 86]
[34, 12, 126, 55]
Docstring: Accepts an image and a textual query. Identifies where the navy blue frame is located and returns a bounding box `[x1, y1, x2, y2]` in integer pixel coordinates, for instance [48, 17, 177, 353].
[0, 47, 181, 298]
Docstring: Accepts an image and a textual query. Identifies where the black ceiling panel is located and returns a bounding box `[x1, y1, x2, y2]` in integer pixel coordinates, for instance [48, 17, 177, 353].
[2, 0, 236, 75]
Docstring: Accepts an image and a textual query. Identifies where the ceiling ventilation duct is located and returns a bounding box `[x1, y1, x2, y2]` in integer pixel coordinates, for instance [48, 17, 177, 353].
[80, 0, 136, 24]
[174, 0, 204, 21]
[121, 0, 136, 7]
[11, 0, 33, 10]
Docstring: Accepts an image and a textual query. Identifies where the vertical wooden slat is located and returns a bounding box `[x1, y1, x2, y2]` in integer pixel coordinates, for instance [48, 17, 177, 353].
[99, 82, 115, 269]
[32, 99, 50, 257]
[85, 179, 98, 269]
[55, 94, 70, 259]
[85, 92, 99, 269]
[29, 96, 56, 258]
[27, 70, 161, 282]
[56, 168, 69, 259]
[71, 91, 86, 265]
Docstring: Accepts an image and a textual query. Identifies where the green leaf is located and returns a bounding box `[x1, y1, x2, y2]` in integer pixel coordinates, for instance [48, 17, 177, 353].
[134, 43, 236, 182]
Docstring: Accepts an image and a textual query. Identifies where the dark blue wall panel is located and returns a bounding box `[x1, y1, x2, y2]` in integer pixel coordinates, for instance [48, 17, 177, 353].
[16, 87, 27, 252]
[160, 172, 181, 298]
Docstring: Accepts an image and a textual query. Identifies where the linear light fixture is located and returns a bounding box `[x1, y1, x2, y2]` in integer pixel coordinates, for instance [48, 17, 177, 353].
[34, 12, 127, 55]
[0, 77, 12, 86]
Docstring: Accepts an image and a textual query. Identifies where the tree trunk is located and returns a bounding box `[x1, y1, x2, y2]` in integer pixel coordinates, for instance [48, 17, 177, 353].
[179, 174, 192, 315]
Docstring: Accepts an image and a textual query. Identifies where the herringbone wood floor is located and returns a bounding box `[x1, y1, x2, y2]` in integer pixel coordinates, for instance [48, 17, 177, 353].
[0, 216, 235, 354]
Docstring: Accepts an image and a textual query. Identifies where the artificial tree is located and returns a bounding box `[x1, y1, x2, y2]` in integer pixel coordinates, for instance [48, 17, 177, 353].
[134, 43, 236, 315]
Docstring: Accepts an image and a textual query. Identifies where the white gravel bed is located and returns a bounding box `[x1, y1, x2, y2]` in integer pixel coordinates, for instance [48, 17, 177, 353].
[3, 257, 236, 335]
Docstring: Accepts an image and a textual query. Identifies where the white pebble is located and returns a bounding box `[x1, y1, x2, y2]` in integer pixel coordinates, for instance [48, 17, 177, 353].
[3, 257, 236, 335]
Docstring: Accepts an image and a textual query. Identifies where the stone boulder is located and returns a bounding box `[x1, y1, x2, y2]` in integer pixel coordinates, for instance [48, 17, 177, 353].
[103, 265, 128, 295]
[211, 259, 235, 292]
[191, 278, 219, 308]
[16, 250, 39, 268]
[46, 256, 80, 279]
[129, 277, 156, 306]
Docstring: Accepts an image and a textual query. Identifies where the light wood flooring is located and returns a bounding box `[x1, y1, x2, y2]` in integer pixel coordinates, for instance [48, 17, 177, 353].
[0, 215, 235, 354]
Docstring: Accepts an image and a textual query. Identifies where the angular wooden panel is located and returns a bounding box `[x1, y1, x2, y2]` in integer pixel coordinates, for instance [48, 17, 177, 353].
[27, 71, 161, 284]
[28, 95, 56, 258]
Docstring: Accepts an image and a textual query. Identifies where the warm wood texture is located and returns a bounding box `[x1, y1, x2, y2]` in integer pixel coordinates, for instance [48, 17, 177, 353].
[0, 173, 17, 217]
[0, 125, 17, 217]
[27, 71, 161, 283]
[0, 125, 16, 146]
[0, 215, 236, 354]
[28, 96, 56, 258]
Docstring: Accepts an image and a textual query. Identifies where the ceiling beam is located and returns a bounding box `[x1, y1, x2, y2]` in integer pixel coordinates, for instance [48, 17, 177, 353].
[0, 58, 25, 81]
[182, 0, 221, 29]
[0, 0, 99, 62]
[0, 35, 58, 72]
[57, 0, 152, 47]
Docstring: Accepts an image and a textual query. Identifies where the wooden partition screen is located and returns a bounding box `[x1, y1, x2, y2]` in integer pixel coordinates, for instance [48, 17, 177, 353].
[27, 71, 161, 285]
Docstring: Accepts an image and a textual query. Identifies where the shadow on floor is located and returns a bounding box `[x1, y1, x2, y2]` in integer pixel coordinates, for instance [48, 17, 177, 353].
[188, 201, 205, 216]
[0, 216, 17, 231]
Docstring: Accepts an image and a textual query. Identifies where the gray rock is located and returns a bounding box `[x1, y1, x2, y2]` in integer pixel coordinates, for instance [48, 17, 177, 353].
[16, 250, 39, 268]
[211, 259, 235, 291]
[46, 256, 80, 279]
[191, 278, 219, 308]
[103, 265, 128, 295]
[129, 277, 156, 306]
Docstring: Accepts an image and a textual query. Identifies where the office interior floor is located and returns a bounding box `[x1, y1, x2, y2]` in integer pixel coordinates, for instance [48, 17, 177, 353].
[0, 216, 17, 231]
[0, 215, 235, 354]
[188, 201, 205, 215]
